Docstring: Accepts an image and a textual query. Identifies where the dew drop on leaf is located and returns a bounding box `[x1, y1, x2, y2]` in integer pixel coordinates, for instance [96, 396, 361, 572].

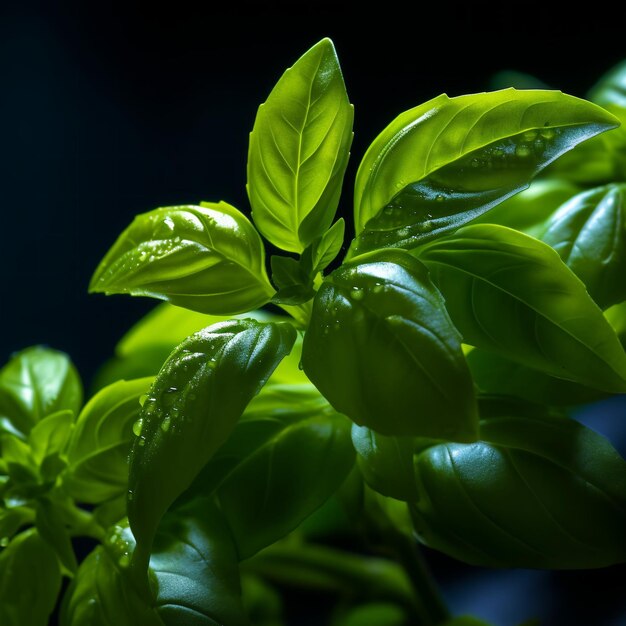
[132, 418, 143, 437]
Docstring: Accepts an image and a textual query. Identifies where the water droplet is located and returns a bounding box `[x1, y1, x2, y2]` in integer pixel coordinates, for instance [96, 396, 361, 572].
[144, 399, 157, 415]
[372, 282, 384, 294]
[139, 251, 148, 262]
[471, 158, 480, 168]
[492, 147, 504, 158]
[435, 195, 444, 202]
[515, 144, 532, 158]
[333, 320, 341, 331]
[132, 418, 143, 437]
[0, 537, 9, 547]
[138, 437, 146, 447]
[161, 415, 171, 432]
[148, 254, 155, 262]
[207, 357, 217, 369]
[139, 394, 148, 407]
[523, 130, 538, 141]
[322, 325, 330, 335]
[118, 554, 130, 568]
[350, 287, 364, 301]
[297, 360, 304, 371]
[540, 127, 556, 140]
[533, 138, 545, 152]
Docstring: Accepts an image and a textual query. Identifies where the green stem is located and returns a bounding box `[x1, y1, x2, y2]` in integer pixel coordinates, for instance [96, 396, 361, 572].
[364, 492, 450, 625]
[383, 526, 450, 625]
[276, 299, 313, 328]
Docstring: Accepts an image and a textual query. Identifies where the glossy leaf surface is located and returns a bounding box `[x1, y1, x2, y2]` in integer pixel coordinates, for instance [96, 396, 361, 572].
[248, 38, 353, 252]
[419, 224, 626, 392]
[65, 378, 153, 504]
[0, 529, 61, 626]
[150, 498, 246, 625]
[90, 203, 274, 315]
[351, 425, 418, 501]
[215, 384, 354, 559]
[541, 184, 626, 308]
[353, 89, 618, 254]
[128, 320, 296, 572]
[60, 546, 162, 626]
[0, 346, 82, 436]
[412, 414, 626, 568]
[302, 251, 477, 440]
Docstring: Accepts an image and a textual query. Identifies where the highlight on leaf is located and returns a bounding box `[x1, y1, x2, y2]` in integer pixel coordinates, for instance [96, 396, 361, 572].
[89, 202, 275, 315]
[352, 89, 619, 255]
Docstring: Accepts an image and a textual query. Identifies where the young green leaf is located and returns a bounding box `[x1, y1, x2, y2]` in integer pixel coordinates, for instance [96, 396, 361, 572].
[60, 546, 163, 626]
[270, 255, 315, 305]
[302, 250, 478, 440]
[541, 184, 626, 309]
[351, 425, 419, 501]
[35, 497, 78, 574]
[150, 498, 247, 625]
[302, 217, 346, 275]
[215, 386, 355, 559]
[418, 224, 626, 392]
[64, 377, 153, 504]
[89, 203, 275, 315]
[128, 320, 296, 575]
[412, 413, 626, 568]
[28, 410, 73, 466]
[352, 89, 618, 255]
[0, 529, 61, 626]
[248, 38, 354, 253]
[0, 346, 82, 437]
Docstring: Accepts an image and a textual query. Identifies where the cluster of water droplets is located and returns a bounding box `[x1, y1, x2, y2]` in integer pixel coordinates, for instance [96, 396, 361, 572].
[107, 525, 133, 569]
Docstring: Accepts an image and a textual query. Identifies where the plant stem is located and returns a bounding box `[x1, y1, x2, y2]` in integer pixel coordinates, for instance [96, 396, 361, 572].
[383, 526, 450, 625]
[364, 492, 450, 625]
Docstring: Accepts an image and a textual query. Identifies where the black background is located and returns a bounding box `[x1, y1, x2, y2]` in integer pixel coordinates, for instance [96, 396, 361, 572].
[2, 2, 625, 625]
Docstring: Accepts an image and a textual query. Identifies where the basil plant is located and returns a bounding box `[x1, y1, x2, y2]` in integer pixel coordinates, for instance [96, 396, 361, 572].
[2, 39, 626, 626]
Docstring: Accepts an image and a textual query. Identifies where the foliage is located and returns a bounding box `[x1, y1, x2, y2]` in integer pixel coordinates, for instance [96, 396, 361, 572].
[2, 38, 626, 625]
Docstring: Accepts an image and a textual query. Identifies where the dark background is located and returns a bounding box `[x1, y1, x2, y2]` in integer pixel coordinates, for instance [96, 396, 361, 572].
[1, 2, 625, 625]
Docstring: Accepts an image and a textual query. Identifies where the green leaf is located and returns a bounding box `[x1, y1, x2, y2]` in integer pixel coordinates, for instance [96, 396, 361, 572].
[352, 89, 618, 254]
[241, 575, 283, 626]
[93, 304, 277, 390]
[412, 413, 626, 568]
[0, 346, 82, 437]
[546, 62, 626, 185]
[0, 529, 61, 626]
[150, 498, 247, 625]
[270, 256, 315, 305]
[302, 217, 346, 275]
[60, 546, 162, 626]
[65, 378, 153, 504]
[466, 348, 606, 407]
[351, 425, 419, 501]
[28, 409, 73, 466]
[473, 178, 579, 238]
[0, 507, 33, 546]
[215, 385, 355, 559]
[35, 497, 78, 574]
[89, 203, 274, 315]
[340, 603, 408, 626]
[541, 184, 626, 309]
[128, 320, 296, 575]
[418, 224, 626, 392]
[248, 38, 354, 253]
[606, 300, 626, 348]
[302, 250, 478, 440]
